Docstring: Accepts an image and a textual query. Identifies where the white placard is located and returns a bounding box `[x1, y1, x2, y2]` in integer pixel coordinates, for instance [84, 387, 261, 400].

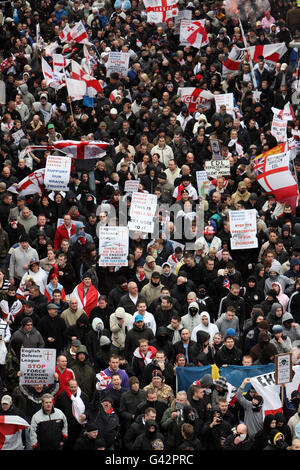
[128, 192, 157, 233]
[271, 114, 287, 143]
[229, 209, 258, 250]
[214, 93, 235, 118]
[20, 348, 56, 385]
[275, 353, 292, 385]
[205, 159, 230, 177]
[124, 179, 140, 193]
[45, 155, 71, 191]
[12, 129, 25, 144]
[106, 52, 129, 78]
[210, 139, 222, 160]
[174, 10, 192, 34]
[99, 226, 129, 267]
[196, 171, 210, 197]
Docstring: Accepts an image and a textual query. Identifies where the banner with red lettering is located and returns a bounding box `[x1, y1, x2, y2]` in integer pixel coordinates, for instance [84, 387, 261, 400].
[178, 87, 214, 113]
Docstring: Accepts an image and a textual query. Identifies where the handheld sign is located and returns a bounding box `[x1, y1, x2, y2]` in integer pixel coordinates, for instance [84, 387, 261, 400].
[44, 155, 71, 191]
[20, 348, 56, 385]
[275, 352, 293, 385]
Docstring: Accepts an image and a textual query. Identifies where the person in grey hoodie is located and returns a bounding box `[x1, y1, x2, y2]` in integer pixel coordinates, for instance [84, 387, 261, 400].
[17, 206, 37, 234]
[181, 302, 202, 334]
[216, 305, 240, 339]
[264, 260, 294, 296]
[282, 312, 300, 345]
[236, 377, 264, 439]
[9, 234, 39, 286]
[270, 324, 292, 353]
[19, 83, 35, 110]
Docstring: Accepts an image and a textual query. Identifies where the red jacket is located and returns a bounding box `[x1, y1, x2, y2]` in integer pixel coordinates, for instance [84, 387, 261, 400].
[54, 224, 76, 251]
[54, 366, 75, 401]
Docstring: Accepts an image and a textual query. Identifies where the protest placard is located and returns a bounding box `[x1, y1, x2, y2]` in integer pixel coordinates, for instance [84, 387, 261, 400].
[44, 155, 71, 191]
[229, 209, 258, 250]
[20, 348, 56, 385]
[106, 52, 129, 78]
[124, 179, 140, 193]
[271, 114, 287, 143]
[128, 192, 157, 233]
[196, 171, 210, 197]
[205, 159, 230, 177]
[210, 139, 222, 160]
[99, 226, 129, 267]
[174, 9, 192, 34]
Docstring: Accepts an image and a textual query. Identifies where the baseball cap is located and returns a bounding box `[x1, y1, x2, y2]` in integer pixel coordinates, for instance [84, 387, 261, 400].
[47, 123, 55, 129]
[272, 325, 283, 333]
[47, 303, 59, 310]
[135, 314, 144, 323]
[146, 255, 155, 263]
[110, 108, 118, 114]
[151, 271, 160, 278]
[72, 339, 81, 347]
[1, 395, 12, 405]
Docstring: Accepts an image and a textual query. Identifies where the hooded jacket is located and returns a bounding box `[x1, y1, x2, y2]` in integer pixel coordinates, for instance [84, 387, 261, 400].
[264, 260, 295, 296]
[181, 302, 202, 333]
[86, 317, 111, 364]
[124, 324, 155, 361]
[267, 302, 284, 329]
[269, 282, 289, 312]
[216, 312, 240, 339]
[249, 331, 278, 362]
[191, 311, 219, 342]
[282, 312, 300, 343]
[141, 355, 175, 389]
[69, 221, 93, 247]
[109, 308, 132, 350]
[150, 326, 175, 362]
[132, 419, 165, 450]
[71, 345, 96, 399]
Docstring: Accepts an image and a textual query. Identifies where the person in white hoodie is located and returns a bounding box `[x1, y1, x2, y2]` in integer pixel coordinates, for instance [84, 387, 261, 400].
[109, 307, 132, 354]
[191, 311, 219, 342]
[19, 258, 47, 295]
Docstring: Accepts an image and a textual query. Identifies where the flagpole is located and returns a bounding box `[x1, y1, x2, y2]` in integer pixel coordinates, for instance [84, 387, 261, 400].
[236, 16, 259, 100]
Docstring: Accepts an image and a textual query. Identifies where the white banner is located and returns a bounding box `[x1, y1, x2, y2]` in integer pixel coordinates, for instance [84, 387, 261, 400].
[229, 209, 258, 250]
[128, 192, 157, 233]
[179, 19, 207, 48]
[99, 226, 129, 267]
[20, 348, 56, 385]
[271, 114, 287, 143]
[174, 9, 192, 34]
[106, 52, 129, 78]
[44, 155, 71, 191]
[12, 129, 25, 144]
[205, 159, 230, 177]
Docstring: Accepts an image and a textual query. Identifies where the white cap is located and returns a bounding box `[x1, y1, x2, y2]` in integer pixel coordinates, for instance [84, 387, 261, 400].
[110, 108, 118, 114]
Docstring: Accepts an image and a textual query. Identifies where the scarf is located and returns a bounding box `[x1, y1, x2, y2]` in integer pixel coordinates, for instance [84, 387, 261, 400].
[66, 386, 86, 424]
[73, 282, 99, 317]
[134, 345, 157, 365]
[136, 272, 145, 282]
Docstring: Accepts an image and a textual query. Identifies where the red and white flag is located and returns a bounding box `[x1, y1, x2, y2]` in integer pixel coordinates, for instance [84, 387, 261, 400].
[53, 53, 70, 72]
[8, 168, 45, 196]
[42, 57, 66, 90]
[223, 46, 245, 76]
[109, 89, 120, 103]
[61, 21, 92, 45]
[66, 77, 86, 99]
[143, 0, 178, 24]
[52, 140, 109, 159]
[178, 87, 214, 113]
[180, 20, 208, 49]
[70, 60, 102, 96]
[250, 366, 300, 416]
[223, 43, 287, 76]
[248, 43, 287, 65]
[272, 102, 296, 124]
[0, 415, 29, 450]
[252, 142, 299, 213]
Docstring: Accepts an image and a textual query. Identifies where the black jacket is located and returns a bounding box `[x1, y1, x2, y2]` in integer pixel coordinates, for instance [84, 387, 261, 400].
[223, 433, 254, 450]
[118, 293, 147, 315]
[38, 313, 67, 353]
[141, 358, 175, 389]
[214, 344, 243, 368]
[173, 340, 199, 365]
[55, 389, 90, 447]
[124, 324, 155, 361]
[119, 389, 147, 428]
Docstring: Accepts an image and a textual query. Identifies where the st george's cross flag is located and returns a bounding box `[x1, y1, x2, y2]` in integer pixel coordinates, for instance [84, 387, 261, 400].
[252, 142, 299, 213]
[178, 87, 214, 113]
[180, 19, 208, 48]
[60, 21, 92, 45]
[42, 57, 66, 90]
[271, 102, 296, 124]
[143, 0, 178, 24]
[51, 140, 109, 159]
[53, 54, 70, 72]
[223, 43, 287, 76]
[8, 168, 45, 197]
[0, 415, 29, 450]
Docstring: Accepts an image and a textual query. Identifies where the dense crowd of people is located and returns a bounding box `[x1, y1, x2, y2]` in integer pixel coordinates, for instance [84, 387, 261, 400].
[0, 0, 299, 452]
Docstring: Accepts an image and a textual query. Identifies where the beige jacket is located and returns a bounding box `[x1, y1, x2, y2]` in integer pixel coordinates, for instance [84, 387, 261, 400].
[61, 307, 86, 328]
[109, 311, 132, 349]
